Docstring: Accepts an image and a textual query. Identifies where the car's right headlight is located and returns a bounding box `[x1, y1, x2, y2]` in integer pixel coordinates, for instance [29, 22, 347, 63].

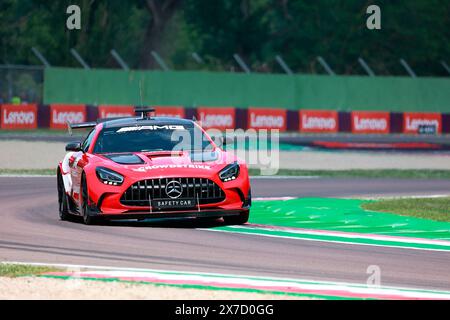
[219, 162, 240, 182]
[96, 167, 124, 186]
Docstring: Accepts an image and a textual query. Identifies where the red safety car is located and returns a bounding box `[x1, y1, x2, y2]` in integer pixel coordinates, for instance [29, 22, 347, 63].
[57, 108, 251, 225]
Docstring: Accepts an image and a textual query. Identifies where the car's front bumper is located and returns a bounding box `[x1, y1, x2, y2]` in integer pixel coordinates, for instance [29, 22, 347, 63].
[96, 208, 248, 221]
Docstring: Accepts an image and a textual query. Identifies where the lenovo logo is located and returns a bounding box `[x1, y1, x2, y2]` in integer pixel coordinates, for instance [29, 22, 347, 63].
[199, 112, 233, 128]
[351, 112, 390, 134]
[0, 104, 37, 129]
[52, 110, 85, 124]
[248, 108, 286, 131]
[100, 111, 133, 118]
[302, 115, 336, 130]
[299, 110, 338, 133]
[3, 110, 35, 124]
[353, 116, 387, 131]
[403, 113, 442, 134]
[49, 105, 86, 129]
[250, 114, 284, 128]
[405, 118, 439, 132]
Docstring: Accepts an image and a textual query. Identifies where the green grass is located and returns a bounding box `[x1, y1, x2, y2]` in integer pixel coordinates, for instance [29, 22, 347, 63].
[0, 264, 60, 277]
[0, 168, 56, 175]
[249, 169, 450, 179]
[362, 197, 450, 222]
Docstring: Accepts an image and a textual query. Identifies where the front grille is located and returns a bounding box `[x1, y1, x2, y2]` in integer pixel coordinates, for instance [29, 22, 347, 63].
[120, 177, 225, 207]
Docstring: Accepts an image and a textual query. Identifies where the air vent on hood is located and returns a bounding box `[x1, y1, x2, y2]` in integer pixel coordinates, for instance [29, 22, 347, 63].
[104, 154, 145, 165]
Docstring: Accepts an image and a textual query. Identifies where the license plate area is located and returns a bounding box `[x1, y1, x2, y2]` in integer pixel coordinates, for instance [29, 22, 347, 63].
[151, 199, 196, 210]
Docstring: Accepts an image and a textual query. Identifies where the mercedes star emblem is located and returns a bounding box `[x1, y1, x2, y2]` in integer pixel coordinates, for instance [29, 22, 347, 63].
[165, 180, 183, 199]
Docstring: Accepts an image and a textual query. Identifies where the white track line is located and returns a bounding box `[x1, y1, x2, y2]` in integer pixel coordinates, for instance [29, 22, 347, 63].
[0, 174, 55, 178]
[250, 175, 320, 179]
[202, 228, 450, 252]
[3, 261, 450, 299]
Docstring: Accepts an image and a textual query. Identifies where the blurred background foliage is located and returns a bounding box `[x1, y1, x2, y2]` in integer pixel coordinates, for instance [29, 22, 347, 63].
[0, 0, 449, 76]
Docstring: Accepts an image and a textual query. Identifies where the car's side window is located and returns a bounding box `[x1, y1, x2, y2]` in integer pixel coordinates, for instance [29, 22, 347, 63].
[82, 129, 96, 152]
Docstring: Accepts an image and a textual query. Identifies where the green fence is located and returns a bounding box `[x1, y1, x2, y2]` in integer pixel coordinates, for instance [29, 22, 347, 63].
[43, 67, 450, 112]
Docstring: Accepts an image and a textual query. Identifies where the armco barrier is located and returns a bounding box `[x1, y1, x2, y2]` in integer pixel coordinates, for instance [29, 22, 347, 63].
[0, 104, 449, 135]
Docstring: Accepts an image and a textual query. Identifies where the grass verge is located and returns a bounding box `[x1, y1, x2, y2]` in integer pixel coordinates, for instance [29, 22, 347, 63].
[362, 197, 450, 222]
[249, 169, 450, 179]
[0, 264, 60, 277]
[0, 168, 55, 175]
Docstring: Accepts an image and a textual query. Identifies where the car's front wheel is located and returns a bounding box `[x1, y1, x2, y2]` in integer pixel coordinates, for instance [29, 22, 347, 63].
[81, 174, 98, 225]
[57, 170, 70, 221]
[223, 211, 249, 225]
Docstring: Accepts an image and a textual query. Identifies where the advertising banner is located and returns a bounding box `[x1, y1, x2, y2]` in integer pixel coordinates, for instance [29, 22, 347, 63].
[154, 106, 186, 118]
[247, 108, 287, 131]
[403, 112, 442, 134]
[351, 111, 390, 134]
[299, 110, 338, 133]
[98, 105, 134, 119]
[197, 107, 235, 130]
[0, 104, 38, 129]
[50, 104, 86, 129]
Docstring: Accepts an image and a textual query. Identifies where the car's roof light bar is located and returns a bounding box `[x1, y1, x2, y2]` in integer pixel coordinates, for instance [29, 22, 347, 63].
[135, 107, 156, 119]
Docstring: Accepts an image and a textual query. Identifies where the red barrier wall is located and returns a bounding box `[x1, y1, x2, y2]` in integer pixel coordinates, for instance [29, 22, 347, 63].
[403, 112, 442, 134]
[0, 104, 38, 129]
[154, 106, 186, 118]
[98, 105, 134, 119]
[351, 111, 390, 134]
[247, 108, 287, 131]
[299, 110, 338, 133]
[197, 107, 235, 131]
[50, 104, 86, 129]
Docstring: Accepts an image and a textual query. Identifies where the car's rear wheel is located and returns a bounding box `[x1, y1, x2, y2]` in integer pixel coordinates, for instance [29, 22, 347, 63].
[57, 170, 70, 221]
[81, 174, 97, 225]
[223, 211, 249, 225]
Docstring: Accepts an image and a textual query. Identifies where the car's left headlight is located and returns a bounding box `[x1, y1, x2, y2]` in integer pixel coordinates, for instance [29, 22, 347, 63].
[96, 167, 124, 186]
[219, 162, 240, 182]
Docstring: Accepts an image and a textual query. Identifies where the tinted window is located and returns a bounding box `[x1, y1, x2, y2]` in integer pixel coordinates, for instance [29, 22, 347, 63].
[82, 129, 96, 152]
[93, 123, 214, 153]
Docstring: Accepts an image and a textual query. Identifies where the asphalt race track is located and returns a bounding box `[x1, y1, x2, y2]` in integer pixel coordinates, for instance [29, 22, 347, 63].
[1, 176, 450, 291]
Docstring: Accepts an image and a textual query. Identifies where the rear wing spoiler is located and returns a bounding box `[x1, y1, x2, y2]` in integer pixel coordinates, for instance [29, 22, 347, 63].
[67, 121, 97, 136]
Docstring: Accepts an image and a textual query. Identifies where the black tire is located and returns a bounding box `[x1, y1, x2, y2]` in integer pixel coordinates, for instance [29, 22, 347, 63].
[81, 174, 97, 225]
[223, 211, 249, 225]
[57, 171, 70, 221]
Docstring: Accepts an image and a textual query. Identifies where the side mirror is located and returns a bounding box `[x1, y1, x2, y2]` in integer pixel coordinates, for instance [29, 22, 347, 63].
[66, 142, 82, 152]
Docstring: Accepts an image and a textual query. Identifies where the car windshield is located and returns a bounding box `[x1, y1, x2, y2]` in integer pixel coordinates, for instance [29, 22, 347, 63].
[93, 123, 215, 153]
